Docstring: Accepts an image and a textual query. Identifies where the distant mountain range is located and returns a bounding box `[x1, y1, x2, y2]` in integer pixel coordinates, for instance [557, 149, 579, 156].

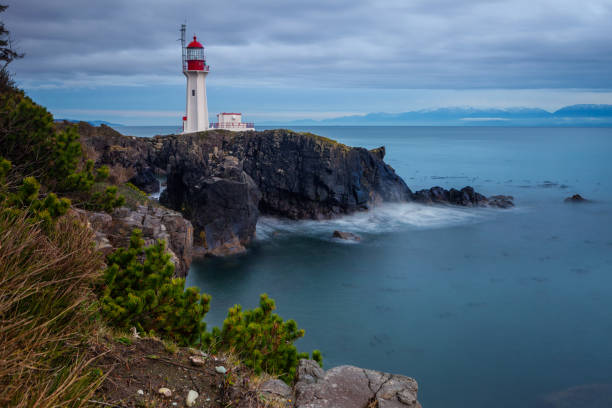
[286, 104, 612, 126]
[56, 104, 612, 128]
[55, 119, 125, 127]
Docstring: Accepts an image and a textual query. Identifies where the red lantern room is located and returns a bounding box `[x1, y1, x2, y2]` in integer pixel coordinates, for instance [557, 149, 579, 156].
[186, 36, 206, 71]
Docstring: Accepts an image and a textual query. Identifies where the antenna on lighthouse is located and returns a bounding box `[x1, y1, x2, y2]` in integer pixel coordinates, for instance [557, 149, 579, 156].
[180, 23, 187, 72]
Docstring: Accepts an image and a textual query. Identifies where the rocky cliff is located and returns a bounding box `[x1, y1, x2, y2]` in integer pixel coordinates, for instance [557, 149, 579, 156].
[74, 204, 193, 276]
[75, 123, 512, 259]
[156, 132, 261, 256]
[232, 130, 412, 219]
[77, 125, 414, 256]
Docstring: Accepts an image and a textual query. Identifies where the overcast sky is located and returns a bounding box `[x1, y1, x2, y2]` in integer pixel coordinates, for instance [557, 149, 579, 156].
[5, 0, 612, 124]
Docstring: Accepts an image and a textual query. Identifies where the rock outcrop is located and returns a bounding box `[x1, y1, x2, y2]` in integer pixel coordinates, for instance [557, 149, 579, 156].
[75, 204, 193, 276]
[156, 133, 261, 256]
[293, 359, 421, 408]
[413, 186, 514, 208]
[233, 131, 413, 219]
[77, 124, 512, 258]
[79, 127, 412, 256]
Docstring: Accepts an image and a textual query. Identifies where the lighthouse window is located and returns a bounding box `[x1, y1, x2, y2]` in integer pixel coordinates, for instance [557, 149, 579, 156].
[192, 90, 195, 96]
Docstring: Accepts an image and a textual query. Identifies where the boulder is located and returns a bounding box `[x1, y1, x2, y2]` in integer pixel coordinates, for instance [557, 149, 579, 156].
[294, 360, 421, 408]
[260, 379, 293, 399]
[332, 230, 361, 242]
[296, 359, 325, 385]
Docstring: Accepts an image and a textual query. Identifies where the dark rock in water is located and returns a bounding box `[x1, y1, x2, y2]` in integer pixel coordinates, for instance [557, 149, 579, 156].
[413, 186, 514, 208]
[539, 181, 558, 188]
[294, 359, 421, 408]
[488, 195, 515, 209]
[564, 193, 588, 203]
[129, 168, 160, 193]
[539, 383, 612, 408]
[332, 230, 361, 241]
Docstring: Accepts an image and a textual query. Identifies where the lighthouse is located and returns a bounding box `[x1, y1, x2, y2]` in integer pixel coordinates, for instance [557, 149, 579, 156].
[181, 25, 209, 133]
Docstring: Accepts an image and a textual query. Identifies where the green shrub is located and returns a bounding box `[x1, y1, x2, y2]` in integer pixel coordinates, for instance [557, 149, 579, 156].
[0, 87, 123, 212]
[0, 90, 84, 188]
[206, 294, 322, 383]
[0, 159, 70, 228]
[100, 229, 211, 346]
[83, 185, 126, 212]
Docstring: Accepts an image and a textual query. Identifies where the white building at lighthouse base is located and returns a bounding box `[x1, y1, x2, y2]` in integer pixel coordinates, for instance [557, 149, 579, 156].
[210, 113, 255, 131]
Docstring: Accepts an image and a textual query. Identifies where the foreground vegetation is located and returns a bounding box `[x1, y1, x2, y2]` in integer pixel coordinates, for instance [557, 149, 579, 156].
[0, 210, 105, 407]
[0, 7, 321, 406]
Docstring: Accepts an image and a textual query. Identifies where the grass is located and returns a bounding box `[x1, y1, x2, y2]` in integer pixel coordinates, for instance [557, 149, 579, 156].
[119, 182, 158, 209]
[163, 340, 179, 354]
[292, 130, 351, 151]
[87, 181, 159, 210]
[0, 211, 105, 407]
[116, 336, 133, 346]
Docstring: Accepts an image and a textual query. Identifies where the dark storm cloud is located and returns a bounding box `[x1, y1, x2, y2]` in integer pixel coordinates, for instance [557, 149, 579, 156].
[5, 0, 612, 89]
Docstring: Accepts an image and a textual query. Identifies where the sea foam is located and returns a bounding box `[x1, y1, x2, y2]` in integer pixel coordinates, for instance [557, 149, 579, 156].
[256, 202, 491, 241]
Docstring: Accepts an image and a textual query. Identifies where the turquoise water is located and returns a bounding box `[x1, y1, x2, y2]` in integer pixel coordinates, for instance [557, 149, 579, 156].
[121, 126, 612, 407]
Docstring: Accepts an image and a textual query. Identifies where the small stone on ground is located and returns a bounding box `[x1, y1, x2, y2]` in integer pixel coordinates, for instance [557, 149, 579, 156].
[186, 390, 199, 407]
[189, 355, 205, 366]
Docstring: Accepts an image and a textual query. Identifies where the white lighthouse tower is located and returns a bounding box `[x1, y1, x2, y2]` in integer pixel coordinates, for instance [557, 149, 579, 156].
[181, 25, 209, 133]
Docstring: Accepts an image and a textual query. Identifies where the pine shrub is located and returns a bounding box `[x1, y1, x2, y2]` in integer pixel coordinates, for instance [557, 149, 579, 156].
[83, 185, 126, 212]
[0, 85, 124, 213]
[100, 229, 211, 346]
[0, 159, 70, 228]
[206, 294, 323, 383]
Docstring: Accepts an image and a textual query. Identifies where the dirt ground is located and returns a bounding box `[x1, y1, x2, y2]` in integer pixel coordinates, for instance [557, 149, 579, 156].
[89, 336, 263, 408]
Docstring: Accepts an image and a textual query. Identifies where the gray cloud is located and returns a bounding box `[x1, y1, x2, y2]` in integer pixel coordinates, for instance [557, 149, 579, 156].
[5, 0, 612, 89]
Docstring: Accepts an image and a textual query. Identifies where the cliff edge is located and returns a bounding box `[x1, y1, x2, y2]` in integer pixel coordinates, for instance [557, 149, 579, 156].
[78, 125, 413, 257]
[77, 123, 512, 259]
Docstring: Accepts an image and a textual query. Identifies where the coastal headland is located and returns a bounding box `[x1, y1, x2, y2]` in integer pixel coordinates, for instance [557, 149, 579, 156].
[72, 122, 513, 276]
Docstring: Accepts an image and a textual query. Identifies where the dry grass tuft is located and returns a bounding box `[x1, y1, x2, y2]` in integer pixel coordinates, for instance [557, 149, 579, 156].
[80, 142, 100, 163]
[107, 164, 136, 185]
[0, 212, 105, 407]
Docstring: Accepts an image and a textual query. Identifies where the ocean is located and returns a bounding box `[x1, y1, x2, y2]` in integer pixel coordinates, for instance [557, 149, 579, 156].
[114, 125, 612, 408]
